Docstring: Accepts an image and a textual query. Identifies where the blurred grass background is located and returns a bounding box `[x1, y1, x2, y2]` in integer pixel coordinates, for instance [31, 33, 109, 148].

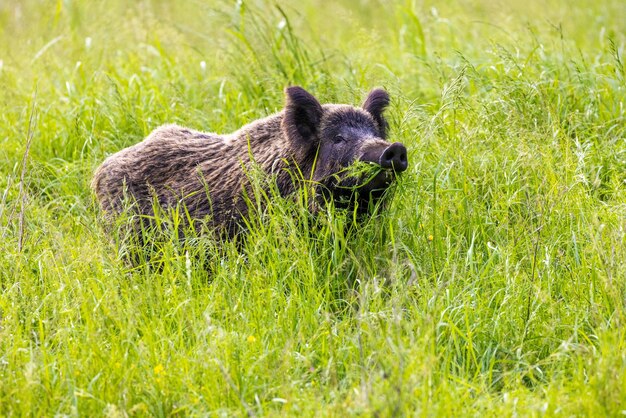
[0, 0, 625, 415]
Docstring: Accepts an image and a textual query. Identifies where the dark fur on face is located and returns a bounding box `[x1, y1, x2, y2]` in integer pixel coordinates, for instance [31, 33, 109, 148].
[281, 87, 405, 213]
[92, 86, 408, 239]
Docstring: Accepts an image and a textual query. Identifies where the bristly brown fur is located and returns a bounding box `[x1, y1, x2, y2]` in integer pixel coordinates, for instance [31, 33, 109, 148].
[92, 86, 406, 241]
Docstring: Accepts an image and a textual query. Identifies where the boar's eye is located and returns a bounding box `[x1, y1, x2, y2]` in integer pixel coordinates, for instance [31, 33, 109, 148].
[333, 134, 346, 143]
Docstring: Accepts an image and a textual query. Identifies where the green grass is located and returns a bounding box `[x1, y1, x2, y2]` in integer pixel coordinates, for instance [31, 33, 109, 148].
[1, 0, 625, 415]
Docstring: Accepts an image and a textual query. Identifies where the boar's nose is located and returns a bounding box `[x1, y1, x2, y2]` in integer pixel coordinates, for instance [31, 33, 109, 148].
[379, 142, 408, 172]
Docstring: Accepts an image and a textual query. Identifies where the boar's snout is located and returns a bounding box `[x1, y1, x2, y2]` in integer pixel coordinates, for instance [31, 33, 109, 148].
[379, 142, 408, 173]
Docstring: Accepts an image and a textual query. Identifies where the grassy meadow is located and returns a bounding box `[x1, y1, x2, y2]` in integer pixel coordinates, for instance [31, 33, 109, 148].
[1, 0, 626, 415]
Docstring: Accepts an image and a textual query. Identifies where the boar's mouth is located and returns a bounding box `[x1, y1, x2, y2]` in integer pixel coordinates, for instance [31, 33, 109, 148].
[348, 141, 408, 192]
[326, 161, 400, 197]
[316, 164, 400, 212]
[316, 141, 408, 210]
[358, 167, 397, 192]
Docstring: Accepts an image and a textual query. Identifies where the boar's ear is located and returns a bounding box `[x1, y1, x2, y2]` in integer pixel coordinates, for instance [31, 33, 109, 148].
[362, 88, 390, 138]
[283, 86, 323, 146]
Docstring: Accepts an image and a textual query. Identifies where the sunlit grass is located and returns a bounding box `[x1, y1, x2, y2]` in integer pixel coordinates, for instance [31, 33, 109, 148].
[1, 0, 625, 415]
